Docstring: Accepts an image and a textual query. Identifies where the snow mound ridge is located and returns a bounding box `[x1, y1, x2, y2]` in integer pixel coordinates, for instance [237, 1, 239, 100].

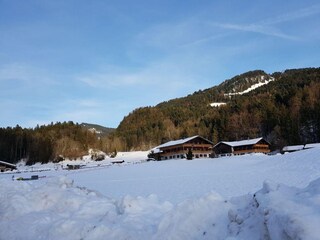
[1, 177, 320, 239]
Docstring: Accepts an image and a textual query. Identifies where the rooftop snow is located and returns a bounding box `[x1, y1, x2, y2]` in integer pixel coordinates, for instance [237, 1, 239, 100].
[282, 145, 305, 152]
[0, 160, 16, 168]
[215, 137, 265, 147]
[154, 135, 201, 149]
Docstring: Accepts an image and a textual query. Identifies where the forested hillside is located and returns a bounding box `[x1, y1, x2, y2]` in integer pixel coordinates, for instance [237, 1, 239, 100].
[1, 68, 319, 164]
[115, 68, 320, 150]
[0, 122, 117, 165]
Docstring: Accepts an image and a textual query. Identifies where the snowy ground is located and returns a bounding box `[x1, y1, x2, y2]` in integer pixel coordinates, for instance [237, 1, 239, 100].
[1, 148, 320, 239]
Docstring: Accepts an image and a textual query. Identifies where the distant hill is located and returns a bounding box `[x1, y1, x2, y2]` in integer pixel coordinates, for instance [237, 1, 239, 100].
[115, 67, 320, 150]
[0, 121, 117, 165]
[80, 123, 115, 137]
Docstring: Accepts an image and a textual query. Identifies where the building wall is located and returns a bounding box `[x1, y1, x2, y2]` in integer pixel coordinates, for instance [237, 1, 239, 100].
[214, 144, 232, 155]
[160, 143, 212, 160]
[0, 165, 15, 172]
[214, 141, 270, 157]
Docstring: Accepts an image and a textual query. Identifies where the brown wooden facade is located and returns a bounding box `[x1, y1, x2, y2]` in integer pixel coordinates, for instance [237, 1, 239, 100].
[156, 136, 213, 160]
[213, 138, 270, 157]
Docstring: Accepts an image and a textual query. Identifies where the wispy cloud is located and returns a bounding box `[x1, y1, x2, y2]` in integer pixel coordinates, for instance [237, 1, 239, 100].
[138, 3, 320, 48]
[212, 3, 320, 41]
[0, 63, 58, 85]
[78, 70, 149, 88]
[212, 22, 299, 41]
[77, 61, 197, 91]
[135, 19, 229, 50]
[262, 3, 320, 25]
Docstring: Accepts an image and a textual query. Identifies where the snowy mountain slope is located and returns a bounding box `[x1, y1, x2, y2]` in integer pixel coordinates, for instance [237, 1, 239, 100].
[224, 76, 275, 96]
[218, 70, 274, 95]
[81, 122, 115, 137]
[210, 73, 275, 106]
[1, 147, 320, 239]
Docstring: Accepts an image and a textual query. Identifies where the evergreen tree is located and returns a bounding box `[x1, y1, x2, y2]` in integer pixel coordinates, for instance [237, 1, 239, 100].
[186, 148, 193, 160]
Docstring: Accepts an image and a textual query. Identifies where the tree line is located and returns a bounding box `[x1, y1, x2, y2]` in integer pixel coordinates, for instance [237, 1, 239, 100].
[0, 121, 120, 165]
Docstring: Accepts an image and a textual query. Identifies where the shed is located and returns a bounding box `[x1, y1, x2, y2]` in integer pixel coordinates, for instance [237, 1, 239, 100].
[66, 164, 81, 170]
[0, 160, 17, 172]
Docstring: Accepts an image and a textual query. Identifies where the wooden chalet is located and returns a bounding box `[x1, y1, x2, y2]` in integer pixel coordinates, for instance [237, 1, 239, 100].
[153, 135, 213, 160]
[213, 137, 270, 157]
[0, 160, 17, 172]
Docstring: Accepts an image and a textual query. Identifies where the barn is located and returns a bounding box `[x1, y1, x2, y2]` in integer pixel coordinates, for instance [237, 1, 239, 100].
[213, 137, 270, 157]
[153, 135, 213, 160]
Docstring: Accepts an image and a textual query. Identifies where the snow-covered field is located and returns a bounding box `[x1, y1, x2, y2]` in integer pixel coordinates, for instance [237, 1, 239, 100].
[1, 148, 320, 239]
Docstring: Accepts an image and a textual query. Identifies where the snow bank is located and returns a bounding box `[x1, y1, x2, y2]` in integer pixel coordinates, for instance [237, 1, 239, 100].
[0, 176, 172, 240]
[1, 176, 320, 239]
[228, 180, 320, 239]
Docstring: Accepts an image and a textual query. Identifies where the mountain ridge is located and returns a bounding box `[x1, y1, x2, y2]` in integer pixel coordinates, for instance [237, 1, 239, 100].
[115, 67, 320, 150]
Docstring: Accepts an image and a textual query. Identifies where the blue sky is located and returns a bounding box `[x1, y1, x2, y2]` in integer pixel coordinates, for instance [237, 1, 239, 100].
[1, 0, 319, 128]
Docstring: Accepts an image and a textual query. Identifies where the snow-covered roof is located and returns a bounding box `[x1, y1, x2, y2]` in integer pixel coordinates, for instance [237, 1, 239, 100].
[282, 145, 304, 152]
[215, 137, 266, 148]
[156, 136, 199, 149]
[153, 135, 212, 150]
[282, 143, 320, 152]
[0, 160, 17, 168]
[305, 143, 320, 149]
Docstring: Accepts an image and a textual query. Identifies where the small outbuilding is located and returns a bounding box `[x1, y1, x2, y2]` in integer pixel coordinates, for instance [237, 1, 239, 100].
[66, 164, 81, 170]
[213, 137, 270, 157]
[282, 143, 320, 154]
[0, 160, 17, 172]
[281, 145, 305, 154]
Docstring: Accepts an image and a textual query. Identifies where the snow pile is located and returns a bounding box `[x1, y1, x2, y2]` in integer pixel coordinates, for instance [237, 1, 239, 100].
[228, 180, 320, 239]
[1, 176, 320, 239]
[154, 193, 232, 239]
[0, 176, 172, 240]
